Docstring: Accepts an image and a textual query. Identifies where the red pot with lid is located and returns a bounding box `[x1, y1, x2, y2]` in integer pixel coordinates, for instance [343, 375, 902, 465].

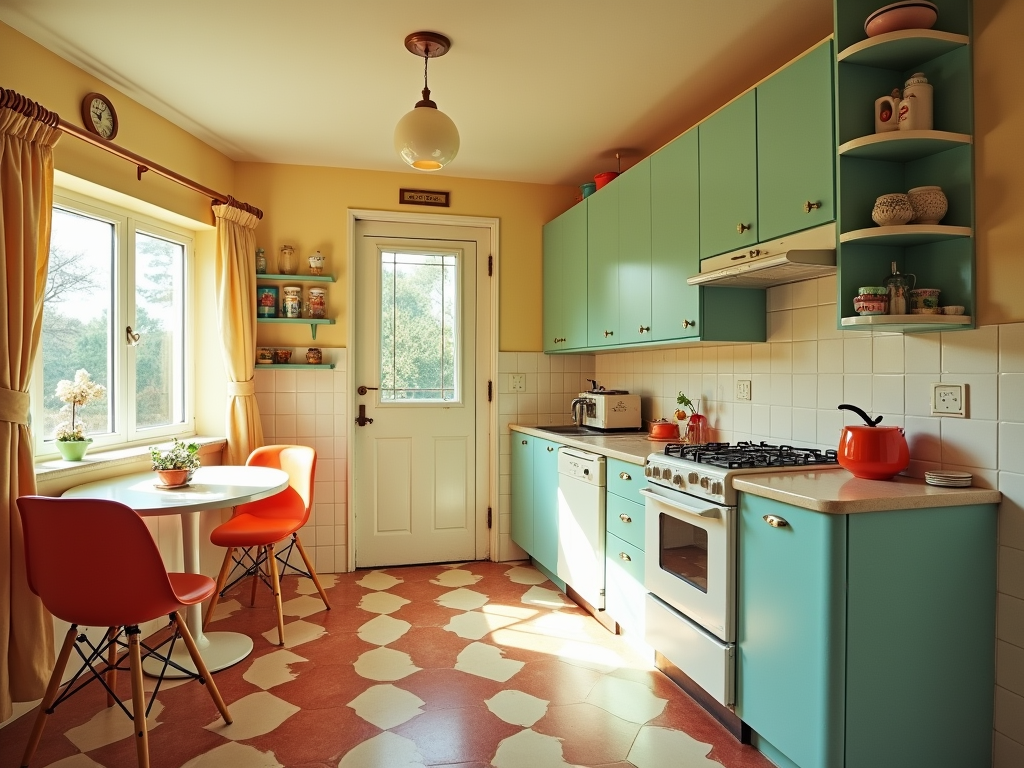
[648, 420, 680, 440]
[836, 404, 909, 480]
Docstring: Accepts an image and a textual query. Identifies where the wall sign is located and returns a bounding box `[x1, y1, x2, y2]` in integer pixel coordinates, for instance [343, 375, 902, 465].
[399, 188, 450, 207]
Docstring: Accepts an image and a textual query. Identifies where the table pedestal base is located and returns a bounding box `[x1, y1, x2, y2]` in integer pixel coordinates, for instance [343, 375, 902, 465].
[143, 631, 254, 678]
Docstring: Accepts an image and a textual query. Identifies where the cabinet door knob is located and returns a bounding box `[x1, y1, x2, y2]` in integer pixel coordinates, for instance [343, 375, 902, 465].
[547, 446, 554, 452]
[638, 325, 650, 334]
[737, 222, 751, 233]
[763, 514, 789, 528]
[521, 440, 528, 445]
[804, 200, 822, 213]
[682, 319, 695, 329]
[604, 330, 614, 337]
[619, 552, 632, 562]
[619, 513, 632, 524]
[619, 471, 631, 481]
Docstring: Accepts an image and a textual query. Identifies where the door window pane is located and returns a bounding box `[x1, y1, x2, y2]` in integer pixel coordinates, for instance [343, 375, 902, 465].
[42, 207, 113, 439]
[659, 513, 709, 593]
[135, 232, 186, 429]
[380, 251, 459, 402]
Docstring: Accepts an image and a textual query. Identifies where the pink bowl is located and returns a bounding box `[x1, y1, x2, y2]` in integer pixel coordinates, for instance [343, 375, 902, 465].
[865, 2, 938, 37]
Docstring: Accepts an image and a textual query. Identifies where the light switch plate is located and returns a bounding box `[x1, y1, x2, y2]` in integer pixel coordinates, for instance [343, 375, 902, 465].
[736, 379, 752, 401]
[511, 374, 526, 392]
[931, 383, 966, 417]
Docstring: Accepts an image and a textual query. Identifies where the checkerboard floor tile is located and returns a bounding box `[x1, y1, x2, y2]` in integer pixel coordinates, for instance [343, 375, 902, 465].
[1, 561, 773, 768]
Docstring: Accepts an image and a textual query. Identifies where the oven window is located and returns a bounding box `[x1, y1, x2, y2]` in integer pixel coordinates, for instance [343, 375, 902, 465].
[659, 513, 709, 593]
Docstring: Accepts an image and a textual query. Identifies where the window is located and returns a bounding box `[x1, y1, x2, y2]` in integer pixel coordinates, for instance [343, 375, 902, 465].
[33, 192, 194, 456]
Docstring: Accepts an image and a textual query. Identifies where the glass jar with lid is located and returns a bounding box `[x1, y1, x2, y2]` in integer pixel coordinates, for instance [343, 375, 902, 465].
[884, 261, 916, 316]
[278, 244, 297, 275]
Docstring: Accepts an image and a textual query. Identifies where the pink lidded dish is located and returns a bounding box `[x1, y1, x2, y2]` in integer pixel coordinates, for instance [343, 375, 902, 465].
[854, 294, 889, 315]
[864, 1, 938, 37]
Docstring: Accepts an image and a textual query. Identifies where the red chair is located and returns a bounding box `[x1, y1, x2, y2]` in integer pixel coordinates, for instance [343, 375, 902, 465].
[16, 496, 231, 768]
[204, 445, 331, 645]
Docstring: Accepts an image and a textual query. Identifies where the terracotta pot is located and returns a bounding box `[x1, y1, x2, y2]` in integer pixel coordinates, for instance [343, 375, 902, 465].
[648, 420, 680, 440]
[155, 469, 189, 487]
[837, 425, 909, 480]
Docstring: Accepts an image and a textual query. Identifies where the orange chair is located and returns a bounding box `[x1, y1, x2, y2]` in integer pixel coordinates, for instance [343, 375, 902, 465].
[16, 496, 231, 768]
[204, 445, 331, 645]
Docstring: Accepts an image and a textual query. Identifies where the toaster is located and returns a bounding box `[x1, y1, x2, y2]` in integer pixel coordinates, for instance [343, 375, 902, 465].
[577, 390, 641, 430]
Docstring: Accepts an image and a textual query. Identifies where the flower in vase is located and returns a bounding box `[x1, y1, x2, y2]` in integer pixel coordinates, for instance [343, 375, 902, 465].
[54, 369, 105, 442]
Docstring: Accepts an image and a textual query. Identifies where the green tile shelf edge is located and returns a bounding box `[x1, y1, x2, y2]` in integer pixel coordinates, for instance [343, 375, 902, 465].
[256, 274, 336, 283]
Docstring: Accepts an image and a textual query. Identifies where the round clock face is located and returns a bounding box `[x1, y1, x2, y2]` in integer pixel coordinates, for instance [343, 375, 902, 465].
[81, 92, 118, 140]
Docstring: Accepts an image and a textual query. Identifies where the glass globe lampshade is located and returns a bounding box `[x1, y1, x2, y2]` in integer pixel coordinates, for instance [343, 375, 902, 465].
[394, 104, 460, 171]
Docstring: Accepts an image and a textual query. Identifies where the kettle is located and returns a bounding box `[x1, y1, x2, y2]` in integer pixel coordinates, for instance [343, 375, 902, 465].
[837, 404, 909, 480]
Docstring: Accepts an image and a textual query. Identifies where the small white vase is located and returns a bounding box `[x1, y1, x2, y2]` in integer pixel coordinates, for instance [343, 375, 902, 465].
[907, 186, 948, 225]
[871, 193, 915, 227]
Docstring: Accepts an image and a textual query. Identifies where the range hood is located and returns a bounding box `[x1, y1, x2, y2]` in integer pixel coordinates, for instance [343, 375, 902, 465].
[687, 223, 836, 288]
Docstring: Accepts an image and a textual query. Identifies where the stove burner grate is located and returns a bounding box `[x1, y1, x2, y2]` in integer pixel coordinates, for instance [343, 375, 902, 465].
[663, 441, 838, 469]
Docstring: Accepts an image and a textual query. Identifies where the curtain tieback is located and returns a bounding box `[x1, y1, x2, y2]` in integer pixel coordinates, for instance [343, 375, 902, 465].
[227, 381, 255, 397]
[0, 386, 30, 425]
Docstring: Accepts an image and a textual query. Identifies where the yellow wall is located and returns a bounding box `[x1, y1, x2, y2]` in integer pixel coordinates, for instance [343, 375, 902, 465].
[974, 0, 1024, 326]
[234, 163, 575, 351]
[0, 21, 234, 226]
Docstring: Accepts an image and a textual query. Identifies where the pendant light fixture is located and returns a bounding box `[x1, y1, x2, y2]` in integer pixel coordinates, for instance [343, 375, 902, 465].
[394, 32, 459, 172]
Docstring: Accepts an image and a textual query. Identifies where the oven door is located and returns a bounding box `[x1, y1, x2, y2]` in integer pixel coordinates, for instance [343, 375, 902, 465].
[640, 486, 734, 642]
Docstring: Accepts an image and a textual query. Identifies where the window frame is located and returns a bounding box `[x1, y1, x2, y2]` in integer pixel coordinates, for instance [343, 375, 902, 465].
[32, 190, 196, 458]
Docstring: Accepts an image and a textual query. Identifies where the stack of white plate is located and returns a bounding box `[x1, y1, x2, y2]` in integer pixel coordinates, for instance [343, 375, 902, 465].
[925, 470, 972, 487]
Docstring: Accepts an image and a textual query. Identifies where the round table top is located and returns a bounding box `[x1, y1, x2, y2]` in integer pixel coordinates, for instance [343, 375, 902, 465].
[61, 465, 290, 515]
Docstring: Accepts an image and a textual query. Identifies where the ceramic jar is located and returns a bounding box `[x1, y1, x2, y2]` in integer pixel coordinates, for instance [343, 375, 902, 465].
[308, 251, 326, 275]
[255, 247, 267, 274]
[907, 185, 948, 224]
[306, 347, 323, 365]
[278, 244, 297, 275]
[854, 294, 889, 315]
[282, 286, 302, 318]
[910, 288, 941, 313]
[274, 348, 292, 364]
[871, 193, 915, 227]
[256, 347, 274, 365]
[257, 286, 278, 318]
[874, 89, 901, 133]
[306, 287, 327, 319]
[899, 72, 933, 131]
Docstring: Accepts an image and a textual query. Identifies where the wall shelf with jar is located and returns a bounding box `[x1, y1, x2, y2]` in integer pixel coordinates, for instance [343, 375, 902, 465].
[256, 317, 335, 339]
[833, 0, 974, 333]
[257, 273, 336, 283]
[255, 346, 336, 369]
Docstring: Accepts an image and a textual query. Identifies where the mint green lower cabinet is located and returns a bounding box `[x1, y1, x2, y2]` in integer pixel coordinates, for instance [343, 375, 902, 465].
[510, 434, 535, 554]
[532, 438, 561, 577]
[737, 494, 996, 768]
[605, 532, 645, 638]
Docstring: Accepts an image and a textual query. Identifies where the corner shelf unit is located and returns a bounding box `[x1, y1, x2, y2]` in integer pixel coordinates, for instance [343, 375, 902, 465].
[257, 317, 335, 339]
[833, 0, 975, 333]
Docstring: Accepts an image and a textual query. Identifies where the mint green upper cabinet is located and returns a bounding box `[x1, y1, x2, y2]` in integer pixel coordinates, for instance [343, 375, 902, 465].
[617, 159, 653, 345]
[757, 40, 836, 242]
[651, 129, 700, 340]
[587, 183, 620, 347]
[543, 203, 589, 353]
[699, 91, 758, 259]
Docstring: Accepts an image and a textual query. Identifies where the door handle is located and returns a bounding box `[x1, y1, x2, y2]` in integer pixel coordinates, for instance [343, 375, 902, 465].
[619, 552, 632, 562]
[763, 514, 789, 528]
[638, 325, 650, 334]
[804, 200, 822, 213]
[126, 325, 141, 346]
[357, 385, 379, 396]
[619, 471, 631, 481]
[619, 513, 632, 524]
[604, 330, 614, 337]
[355, 404, 374, 426]
[737, 222, 751, 233]
[682, 319, 695, 329]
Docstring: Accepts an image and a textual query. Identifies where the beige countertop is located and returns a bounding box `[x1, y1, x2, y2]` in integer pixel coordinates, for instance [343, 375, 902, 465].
[510, 425, 657, 465]
[733, 470, 1002, 514]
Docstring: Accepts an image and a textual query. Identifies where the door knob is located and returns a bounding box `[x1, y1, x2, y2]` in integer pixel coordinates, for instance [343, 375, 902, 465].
[604, 330, 614, 337]
[355, 404, 374, 426]
[682, 319, 695, 329]
[357, 385, 379, 396]
[737, 223, 751, 233]
[804, 200, 822, 213]
[638, 325, 650, 334]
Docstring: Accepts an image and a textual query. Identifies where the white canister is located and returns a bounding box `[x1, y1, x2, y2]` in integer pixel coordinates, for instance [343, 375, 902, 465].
[874, 90, 901, 133]
[282, 286, 302, 318]
[899, 73, 933, 131]
[306, 286, 327, 319]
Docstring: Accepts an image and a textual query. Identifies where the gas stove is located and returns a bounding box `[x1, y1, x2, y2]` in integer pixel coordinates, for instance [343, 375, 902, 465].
[645, 441, 840, 505]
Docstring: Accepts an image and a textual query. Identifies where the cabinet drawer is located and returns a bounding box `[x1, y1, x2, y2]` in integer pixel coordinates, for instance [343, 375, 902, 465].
[606, 532, 645, 585]
[607, 458, 645, 504]
[606, 494, 645, 550]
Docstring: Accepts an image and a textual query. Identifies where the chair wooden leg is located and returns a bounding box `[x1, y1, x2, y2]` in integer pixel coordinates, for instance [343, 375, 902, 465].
[249, 546, 263, 608]
[127, 628, 150, 768]
[105, 626, 119, 708]
[171, 612, 232, 725]
[203, 547, 235, 630]
[267, 543, 286, 646]
[21, 625, 77, 768]
[293, 534, 331, 610]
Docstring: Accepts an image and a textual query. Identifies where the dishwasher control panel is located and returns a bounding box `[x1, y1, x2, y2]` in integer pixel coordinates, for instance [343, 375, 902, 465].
[557, 448, 606, 485]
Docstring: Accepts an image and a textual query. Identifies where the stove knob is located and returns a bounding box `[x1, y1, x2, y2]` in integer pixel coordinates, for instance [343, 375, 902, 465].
[699, 476, 711, 490]
[712, 481, 723, 496]
[672, 473, 684, 486]
[687, 472, 699, 484]
[644, 465, 653, 477]
[652, 466, 662, 479]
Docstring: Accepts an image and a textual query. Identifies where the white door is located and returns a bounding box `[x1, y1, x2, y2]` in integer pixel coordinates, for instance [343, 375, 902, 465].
[353, 220, 490, 567]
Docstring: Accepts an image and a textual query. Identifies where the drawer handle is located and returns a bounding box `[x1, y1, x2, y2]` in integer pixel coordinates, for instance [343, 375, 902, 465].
[604, 330, 614, 337]
[619, 471, 631, 481]
[619, 552, 632, 562]
[763, 514, 789, 528]
[619, 513, 632, 524]
[737, 222, 751, 233]
[547, 446, 554, 452]
[804, 200, 822, 213]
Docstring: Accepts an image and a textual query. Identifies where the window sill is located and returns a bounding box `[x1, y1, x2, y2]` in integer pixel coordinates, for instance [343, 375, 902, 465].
[34, 437, 227, 484]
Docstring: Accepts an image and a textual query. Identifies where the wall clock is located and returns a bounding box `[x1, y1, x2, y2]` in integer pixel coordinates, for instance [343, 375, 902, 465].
[81, 92, 118, 140]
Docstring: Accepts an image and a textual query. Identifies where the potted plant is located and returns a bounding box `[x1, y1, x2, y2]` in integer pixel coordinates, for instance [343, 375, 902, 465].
[675, 391, 708, 444]
[53, 369, 105, 461]
[149, 439, 201, 487]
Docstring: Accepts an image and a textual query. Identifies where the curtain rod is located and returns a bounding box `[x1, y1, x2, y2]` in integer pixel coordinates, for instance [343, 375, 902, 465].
[1, 87, 262, 220]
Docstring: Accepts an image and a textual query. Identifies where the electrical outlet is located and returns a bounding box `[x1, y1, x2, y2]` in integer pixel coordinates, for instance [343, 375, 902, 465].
[511, 374, 526, 393]
[736, 379, 752, 401]
[930, 383, 966, 417]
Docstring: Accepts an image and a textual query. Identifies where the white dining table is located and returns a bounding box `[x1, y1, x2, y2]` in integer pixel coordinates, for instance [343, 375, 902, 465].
[62, 464, 289, 677]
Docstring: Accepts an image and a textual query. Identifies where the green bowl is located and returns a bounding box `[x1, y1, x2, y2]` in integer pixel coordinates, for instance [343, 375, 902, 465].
[858, 286, 888, 295]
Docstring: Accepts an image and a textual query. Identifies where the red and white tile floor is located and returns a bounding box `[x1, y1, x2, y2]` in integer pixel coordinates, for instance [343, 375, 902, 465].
[1, 561, 774, 768]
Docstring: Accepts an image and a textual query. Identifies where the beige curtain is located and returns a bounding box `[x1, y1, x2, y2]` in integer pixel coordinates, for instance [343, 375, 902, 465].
[0, 92, 61, 722]
[213, 201, 264, 465]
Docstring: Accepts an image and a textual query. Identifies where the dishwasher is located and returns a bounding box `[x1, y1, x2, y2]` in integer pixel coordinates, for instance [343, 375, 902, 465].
[556, 447, 606, 609]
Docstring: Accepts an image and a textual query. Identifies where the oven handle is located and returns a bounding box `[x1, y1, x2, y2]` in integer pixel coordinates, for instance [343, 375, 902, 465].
[639, 488, 722, 520]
